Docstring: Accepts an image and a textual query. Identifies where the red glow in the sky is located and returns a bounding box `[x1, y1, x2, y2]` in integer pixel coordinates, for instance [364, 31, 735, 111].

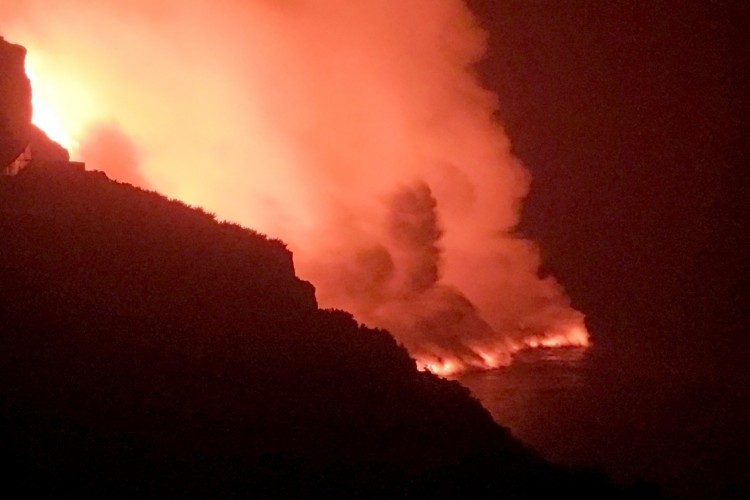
[26, 56, 77, 151]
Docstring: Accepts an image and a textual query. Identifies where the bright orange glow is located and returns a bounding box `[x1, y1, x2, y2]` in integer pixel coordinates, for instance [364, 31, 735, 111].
[25, 59, 73, 151]
[417, 323, 591, 377]
[422, 359, 462, 378]
[4, 1, 591, 375]
[24, 50, 101, 156]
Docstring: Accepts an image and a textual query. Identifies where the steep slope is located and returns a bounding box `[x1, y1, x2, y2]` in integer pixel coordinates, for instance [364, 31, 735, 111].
[0, 162, 639, 497]
[0, 36, 646, 497]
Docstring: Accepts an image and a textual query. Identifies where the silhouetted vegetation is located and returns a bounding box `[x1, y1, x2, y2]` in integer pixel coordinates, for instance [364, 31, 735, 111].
[0, 163, 654, 497]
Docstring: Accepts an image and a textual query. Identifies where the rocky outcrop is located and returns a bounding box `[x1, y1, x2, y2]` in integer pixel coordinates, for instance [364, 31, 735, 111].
[0, 35, 69, 164]
[0, 36, 32, 134]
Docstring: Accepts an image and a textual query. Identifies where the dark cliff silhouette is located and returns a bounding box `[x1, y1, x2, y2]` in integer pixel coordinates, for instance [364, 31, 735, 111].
[0, 36, 68, 165]
[0, 36, 652, 498]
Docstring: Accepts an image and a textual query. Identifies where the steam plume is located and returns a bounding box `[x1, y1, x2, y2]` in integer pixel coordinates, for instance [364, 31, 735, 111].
[1, 0, 588, 374]
[78, 123, 146, 187]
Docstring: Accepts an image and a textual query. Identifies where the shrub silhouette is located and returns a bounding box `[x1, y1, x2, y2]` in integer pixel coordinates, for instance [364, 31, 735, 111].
[0, 163, 654, 498]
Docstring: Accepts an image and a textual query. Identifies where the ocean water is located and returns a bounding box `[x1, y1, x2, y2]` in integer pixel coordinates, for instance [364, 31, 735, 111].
[458, 347, 749, 499]
[459, 347, 588, 436]
[459, 346, 665, 493]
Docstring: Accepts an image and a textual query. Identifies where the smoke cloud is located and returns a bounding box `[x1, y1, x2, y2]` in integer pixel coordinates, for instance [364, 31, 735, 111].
[78, 123, 146, 187]
[1, 0, 588, 374]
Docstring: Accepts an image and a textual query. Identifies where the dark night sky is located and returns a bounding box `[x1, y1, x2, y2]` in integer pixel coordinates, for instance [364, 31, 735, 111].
[464, 3, 748, 495]
[470, 0, 748, 378]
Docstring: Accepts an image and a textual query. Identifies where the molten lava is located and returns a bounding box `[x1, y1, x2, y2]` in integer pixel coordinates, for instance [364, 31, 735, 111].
[417, 324, 591, 377]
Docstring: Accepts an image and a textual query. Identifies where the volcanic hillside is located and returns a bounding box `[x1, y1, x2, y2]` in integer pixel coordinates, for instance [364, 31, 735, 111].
[0, 36, 650, 497]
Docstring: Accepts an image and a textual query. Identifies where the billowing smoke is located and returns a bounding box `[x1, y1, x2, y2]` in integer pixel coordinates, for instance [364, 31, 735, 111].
[78, 124, 146, 187]
[1, 0, 588, 374]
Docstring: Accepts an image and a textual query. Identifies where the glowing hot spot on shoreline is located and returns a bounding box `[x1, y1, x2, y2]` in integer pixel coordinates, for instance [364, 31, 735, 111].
[417, 323, 591, 377]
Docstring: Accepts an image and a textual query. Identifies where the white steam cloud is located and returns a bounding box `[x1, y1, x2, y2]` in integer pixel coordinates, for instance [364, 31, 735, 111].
[1, 0, 588, 374]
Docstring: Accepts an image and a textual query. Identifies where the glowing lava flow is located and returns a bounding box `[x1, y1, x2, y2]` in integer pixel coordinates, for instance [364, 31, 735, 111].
[417, 324, 591, 377]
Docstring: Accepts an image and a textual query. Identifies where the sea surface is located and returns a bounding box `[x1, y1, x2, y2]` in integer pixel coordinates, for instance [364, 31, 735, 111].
[459, 347, 588, 437]
[458, 347, 748, 500]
